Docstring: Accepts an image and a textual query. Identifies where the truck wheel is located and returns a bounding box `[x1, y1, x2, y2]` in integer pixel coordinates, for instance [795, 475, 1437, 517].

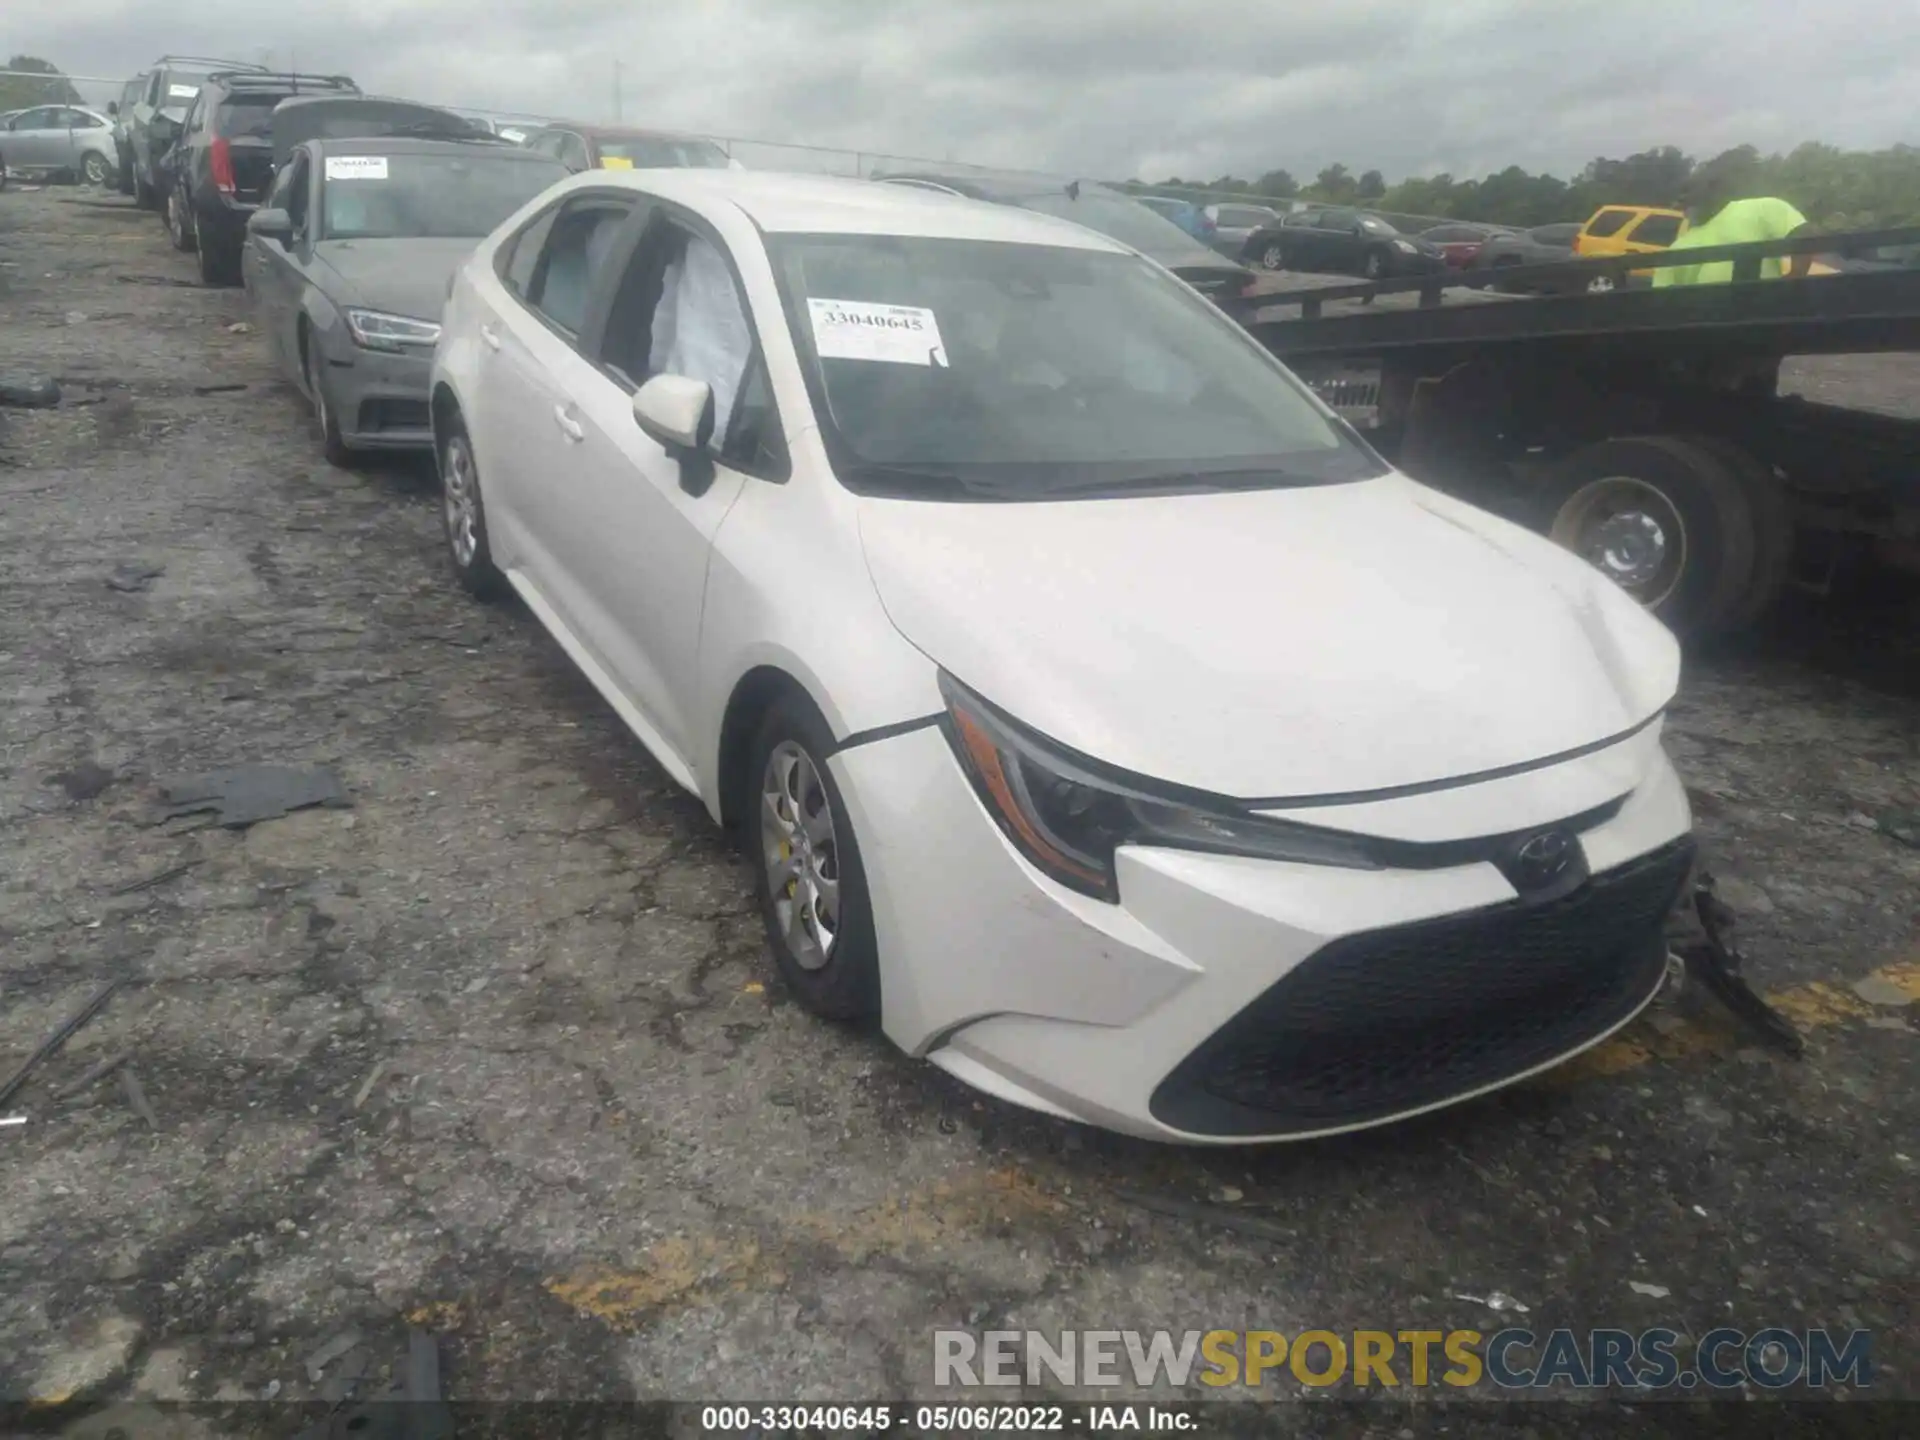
[165, 187, 196, 251]
[1692, 436, 1795, 630]
[1539, 435, 1758, 641]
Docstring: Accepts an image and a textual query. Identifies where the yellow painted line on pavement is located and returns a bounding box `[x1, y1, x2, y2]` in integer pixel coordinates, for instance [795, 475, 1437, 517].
[1560, 957, 1917, 1083]
[541, 1167, 1064, 1331]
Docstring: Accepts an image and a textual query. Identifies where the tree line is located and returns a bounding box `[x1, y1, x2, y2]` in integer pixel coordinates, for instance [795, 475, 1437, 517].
[1, 55, 85, 111]
[1142, 144, 1920, 232]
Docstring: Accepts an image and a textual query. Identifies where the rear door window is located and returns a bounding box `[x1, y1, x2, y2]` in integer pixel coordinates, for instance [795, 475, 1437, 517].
[1628, 213, 1683, 246]
[1584, 209, 1636, 238]
[216, 95, 284, 141]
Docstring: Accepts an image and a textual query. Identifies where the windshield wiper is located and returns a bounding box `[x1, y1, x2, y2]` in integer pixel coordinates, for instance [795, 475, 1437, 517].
[1037, 466, 1340, 497]
[844, 462, 1026, 499]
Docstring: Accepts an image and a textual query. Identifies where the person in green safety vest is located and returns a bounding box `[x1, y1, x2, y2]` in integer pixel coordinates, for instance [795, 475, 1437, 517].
[1652, 197, 1815, 286]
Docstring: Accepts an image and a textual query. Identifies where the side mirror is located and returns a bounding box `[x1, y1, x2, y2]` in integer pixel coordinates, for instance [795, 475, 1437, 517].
[632, 374, 716, 492]
[248, 207, 295, 246]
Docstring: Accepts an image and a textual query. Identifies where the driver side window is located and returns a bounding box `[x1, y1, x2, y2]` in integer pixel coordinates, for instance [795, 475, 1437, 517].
[273, 154, 311, 235]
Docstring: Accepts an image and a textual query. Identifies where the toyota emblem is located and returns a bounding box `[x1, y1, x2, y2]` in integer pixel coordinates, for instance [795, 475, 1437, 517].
[1513, 830, 1574, 886]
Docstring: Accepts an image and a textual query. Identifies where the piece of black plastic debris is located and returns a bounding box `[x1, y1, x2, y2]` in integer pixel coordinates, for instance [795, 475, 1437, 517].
[1111, 1187, 1298, 1243]
[1677, 876, 1804, 1057]
[294, 1329, 450, 1440]
[0, 977, 125, 1108]
[50, 760, 115, 801]
[57, 1049, 130, 1098]
[193, 382, 248, 395]
[121, 1066, 159, 1128]
[106, 561, 165, 593]
[157, 764, 351, 829]
[0, 374, 60, 408]
[109, 860, 200, 895]
[1879, 807, 1920, 849]
[306, 1327, 365, 1383]
[115, 273, 201, 289]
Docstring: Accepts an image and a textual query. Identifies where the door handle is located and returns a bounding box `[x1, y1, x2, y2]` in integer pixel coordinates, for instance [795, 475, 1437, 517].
[479, 324, 501, 352]
[552, 404, 585, 442]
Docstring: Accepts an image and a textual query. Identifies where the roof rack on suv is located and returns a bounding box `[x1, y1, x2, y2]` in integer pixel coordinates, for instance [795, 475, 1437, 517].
[206, 71, 359, 92]
[151, 56, 269, 70]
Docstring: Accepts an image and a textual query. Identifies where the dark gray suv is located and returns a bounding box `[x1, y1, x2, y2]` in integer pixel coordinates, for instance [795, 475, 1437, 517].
[125, 56, 265, 208]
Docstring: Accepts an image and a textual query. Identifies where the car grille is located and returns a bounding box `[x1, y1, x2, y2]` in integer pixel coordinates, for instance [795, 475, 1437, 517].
[1149, 838, 1695, 1137]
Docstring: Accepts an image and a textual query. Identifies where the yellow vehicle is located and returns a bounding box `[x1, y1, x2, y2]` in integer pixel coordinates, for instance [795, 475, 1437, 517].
[1571, 205, 1687, 288]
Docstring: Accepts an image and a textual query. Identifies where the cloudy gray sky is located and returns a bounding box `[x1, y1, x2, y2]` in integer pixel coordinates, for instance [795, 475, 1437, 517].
[14, 0, 1918, 183]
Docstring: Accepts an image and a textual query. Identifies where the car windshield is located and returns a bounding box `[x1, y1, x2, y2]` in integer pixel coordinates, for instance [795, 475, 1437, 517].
[321, 152, 566, 239]
[769, 233, 1384, 501]
[597, 135, 730, 168]
[1011, 188, 1198, 256]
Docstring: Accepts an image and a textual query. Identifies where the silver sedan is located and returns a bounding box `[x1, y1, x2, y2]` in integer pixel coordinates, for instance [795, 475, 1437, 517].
[0, 105, 117, 185]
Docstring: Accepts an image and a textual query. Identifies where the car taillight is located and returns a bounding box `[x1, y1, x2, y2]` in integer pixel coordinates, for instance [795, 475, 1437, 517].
[210, 137, 235, 195]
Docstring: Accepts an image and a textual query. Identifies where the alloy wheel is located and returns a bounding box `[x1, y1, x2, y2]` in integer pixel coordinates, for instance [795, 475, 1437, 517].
[443, 434, 481, 567]
[759, 740, 840, 971]
[1261, 244, 1285, 271]
[83, 152, 109, 185]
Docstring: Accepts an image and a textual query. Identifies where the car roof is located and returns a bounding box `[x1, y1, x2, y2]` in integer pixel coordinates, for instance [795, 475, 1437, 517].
[534, 122, 720, 143]
[546, 169, 1132, 250]
[312, 134, 556, 160]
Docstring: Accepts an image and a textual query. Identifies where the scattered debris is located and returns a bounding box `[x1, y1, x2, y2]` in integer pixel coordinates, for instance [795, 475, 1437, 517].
[115, 273, 200, 289]
[120, 1067, 159, 1129]
[1853, 975, 1914, 1008]
[1865, 1015, 1911, 1032]
[1, 1115, 26, 1129]
[305, 1327, 364, 1383]
[261, 1379, 281, 1400]
[1671, 871, 1804, 1056]
[192, 382, 248, 395]
[295, 1330, 450, 1440]
[49, 760, 115, 801]
[1214, 1185, 1245, 1203]
[226, 321, 253, 334]
[1453, 1290, 1531, 1314]
[156, 763, 351, 829]
[352, 1060, 389, 1111]
[109, 860, 200, 895]
[64, 310, 89, 325]
[0, 976, 126, 1108]
[0, 373, 61, 408]
[1112, 1188, 1297, 1243]
[1629, 1281, 1672, 1298]
[106, 561, 165, 592]
[57, 1050, 131, 1098]
[1877, 808, 1920, 849]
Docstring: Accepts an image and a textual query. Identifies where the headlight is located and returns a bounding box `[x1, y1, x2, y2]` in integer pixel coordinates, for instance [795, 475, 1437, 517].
[939, 674, 1380, 901]
[1393, 239, 1418, 254]
[345, 308, 442, 352]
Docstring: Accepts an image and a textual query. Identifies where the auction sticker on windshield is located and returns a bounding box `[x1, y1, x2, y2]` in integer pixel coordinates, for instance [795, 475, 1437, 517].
[600, 156, 634, 170]
[325, 156, 389, 181]
[808, 298, 948, 366]
[168, 84, 198, 99]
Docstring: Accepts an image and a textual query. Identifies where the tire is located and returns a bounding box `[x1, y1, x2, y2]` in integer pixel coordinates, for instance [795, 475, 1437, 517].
[1692, 436, 1795, 630]
[436, 414, 507, 599]
[746, 694, 881, 1024]
[1536, 435, 1759, 641]
[196, 225, 239, 285]
[117, 156, 134, 196]
[81, 151, 112, 186]
[165, 186, 196, 251]
[134, 169, 157, 209]
[1259, 242, 1287, 271]
[1364, 250, 1386, 280]
[305, 340, 353, 469]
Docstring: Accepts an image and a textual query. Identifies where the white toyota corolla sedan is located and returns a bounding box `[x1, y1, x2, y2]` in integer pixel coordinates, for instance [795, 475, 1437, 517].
[428, 169, 1695, 1143]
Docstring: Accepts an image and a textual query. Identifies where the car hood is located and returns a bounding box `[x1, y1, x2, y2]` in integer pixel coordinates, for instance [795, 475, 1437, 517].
[312, 238, 477, 322]
[855, 474, 1680, 800]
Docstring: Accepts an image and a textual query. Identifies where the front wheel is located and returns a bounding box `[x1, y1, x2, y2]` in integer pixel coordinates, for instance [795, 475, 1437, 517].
[748, 697, 880, 1023]
[305, 341, 353, 468]
[82, 151, 111, 186]
[1259, 242, 1287, 271]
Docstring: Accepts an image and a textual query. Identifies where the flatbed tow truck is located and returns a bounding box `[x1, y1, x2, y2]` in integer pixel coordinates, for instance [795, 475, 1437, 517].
[1245, 226, 1920, 640]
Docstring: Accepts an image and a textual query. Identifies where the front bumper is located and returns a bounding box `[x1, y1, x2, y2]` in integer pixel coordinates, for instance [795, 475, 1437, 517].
[321, 344, 434, 450]
[829, 722, 1693, 1143]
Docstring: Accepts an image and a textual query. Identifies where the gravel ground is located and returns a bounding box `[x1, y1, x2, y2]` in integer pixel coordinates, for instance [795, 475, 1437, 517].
[2, 189, 1918, 1422]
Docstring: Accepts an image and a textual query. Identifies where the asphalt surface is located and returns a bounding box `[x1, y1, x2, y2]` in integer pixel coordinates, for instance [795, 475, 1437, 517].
[2, 188, 1918, 1426]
